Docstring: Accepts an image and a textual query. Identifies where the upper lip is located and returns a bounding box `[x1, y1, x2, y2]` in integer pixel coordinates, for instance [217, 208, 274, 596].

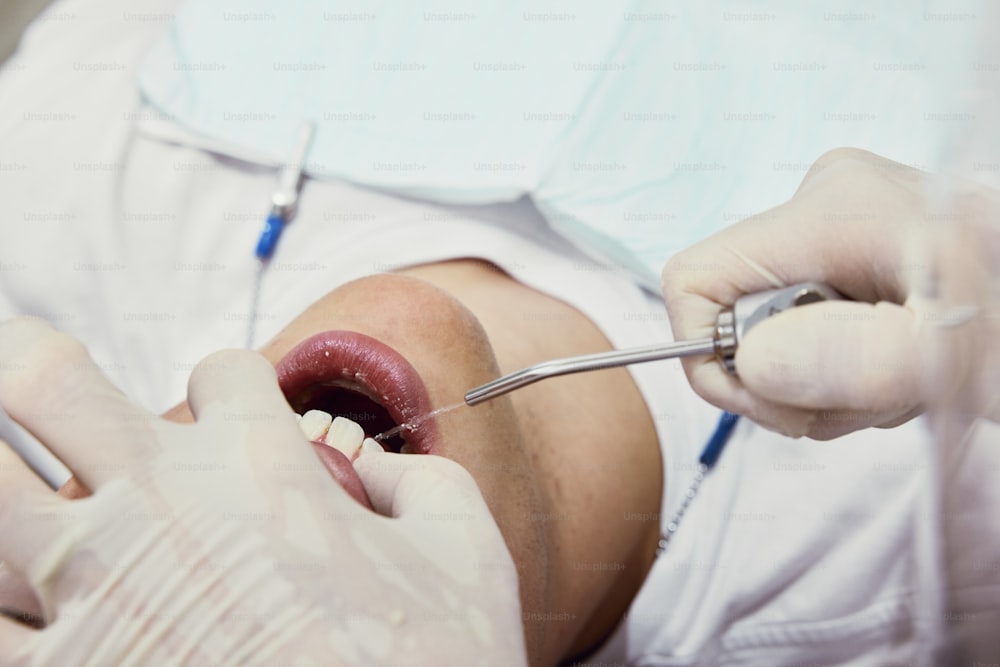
[275, 330, 440, 454]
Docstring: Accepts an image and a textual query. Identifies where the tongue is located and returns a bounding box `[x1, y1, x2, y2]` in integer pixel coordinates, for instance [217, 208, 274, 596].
[309, 441, 374, 510]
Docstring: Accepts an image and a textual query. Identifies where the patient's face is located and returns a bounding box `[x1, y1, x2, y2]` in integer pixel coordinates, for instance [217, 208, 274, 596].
[257, 268, 552, 636]
[250, 261, 665, 664]
[5, 260, 660, 664]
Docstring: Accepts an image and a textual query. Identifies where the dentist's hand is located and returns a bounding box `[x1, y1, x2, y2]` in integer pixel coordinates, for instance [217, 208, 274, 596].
[661, 148, 998, 439]
[0, 317, 525, 666]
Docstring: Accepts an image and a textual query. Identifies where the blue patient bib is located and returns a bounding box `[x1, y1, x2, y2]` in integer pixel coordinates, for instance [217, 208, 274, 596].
[138, 0, 943, 289]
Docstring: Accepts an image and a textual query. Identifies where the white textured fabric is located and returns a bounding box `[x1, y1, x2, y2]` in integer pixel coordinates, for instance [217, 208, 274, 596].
[0, 1, 934, 664]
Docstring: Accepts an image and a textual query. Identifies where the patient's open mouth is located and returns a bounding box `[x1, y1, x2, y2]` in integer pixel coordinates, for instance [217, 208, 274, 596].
[275, 331, 441, 506]
[277, 330, 440, 454]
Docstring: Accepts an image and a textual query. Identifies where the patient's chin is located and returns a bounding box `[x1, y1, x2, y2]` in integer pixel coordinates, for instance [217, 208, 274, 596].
[58, 476, 92, 499]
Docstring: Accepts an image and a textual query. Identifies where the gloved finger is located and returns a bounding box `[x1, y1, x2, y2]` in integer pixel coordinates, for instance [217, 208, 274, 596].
[0, 439, 73, 581]
[353, 449, 494, 524]
[681, 354, 818, 437]
[353, 449, 516, 579]
[679, 314, 922, 439]
[186, 350, 341, 495]
[0, 317, 158, 489]
[661, 152, 922, 345]
[736, 301, 923, 415]
[186, 349, 292, 422]
[805, 405, 921, 441]
[0, 614, 33, 660]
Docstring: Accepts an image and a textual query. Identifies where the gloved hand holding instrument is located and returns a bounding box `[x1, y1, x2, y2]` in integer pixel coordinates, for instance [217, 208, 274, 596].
[661, 148, 999, 439]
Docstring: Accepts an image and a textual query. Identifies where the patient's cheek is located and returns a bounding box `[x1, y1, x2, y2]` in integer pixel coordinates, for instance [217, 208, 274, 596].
[58, 476, 92, 500]
[162, 402, 195, 424]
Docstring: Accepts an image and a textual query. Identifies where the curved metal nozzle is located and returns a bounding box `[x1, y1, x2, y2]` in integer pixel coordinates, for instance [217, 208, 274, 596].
[465, 282, 841, 406]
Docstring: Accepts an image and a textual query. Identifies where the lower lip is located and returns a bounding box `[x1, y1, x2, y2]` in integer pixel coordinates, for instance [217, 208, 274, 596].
[309, 440, 375, 511]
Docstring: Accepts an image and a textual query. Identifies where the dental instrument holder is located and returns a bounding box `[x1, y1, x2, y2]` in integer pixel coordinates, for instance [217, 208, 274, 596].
[465, 282, 842, 405]
[255, 121, 315, 261]
[247, 121, 316, 349]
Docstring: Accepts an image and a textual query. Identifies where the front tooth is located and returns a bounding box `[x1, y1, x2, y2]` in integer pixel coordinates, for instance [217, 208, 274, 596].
[360, 437, 384, 456]
[299, 409, 333, 440]
[324, 417, 365, 460]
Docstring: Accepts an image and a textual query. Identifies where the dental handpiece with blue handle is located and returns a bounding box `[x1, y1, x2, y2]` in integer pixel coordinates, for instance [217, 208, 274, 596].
[254, 121, 316, 260]
[465, 282, 842, 405]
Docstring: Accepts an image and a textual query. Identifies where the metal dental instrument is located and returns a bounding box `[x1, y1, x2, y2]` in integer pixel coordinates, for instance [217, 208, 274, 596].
[465, 282, 841, 406]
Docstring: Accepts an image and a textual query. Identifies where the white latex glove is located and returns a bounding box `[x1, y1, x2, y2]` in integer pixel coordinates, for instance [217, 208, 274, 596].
[0, 317, 526, 666]
[662, 148, 999, 439]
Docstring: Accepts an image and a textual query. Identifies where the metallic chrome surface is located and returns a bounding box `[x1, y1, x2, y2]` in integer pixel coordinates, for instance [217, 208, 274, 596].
[465, 338, 717, 405]
[465, 282, 841, 406]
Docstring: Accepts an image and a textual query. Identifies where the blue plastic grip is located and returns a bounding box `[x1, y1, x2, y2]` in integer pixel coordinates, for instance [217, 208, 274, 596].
[698, 412, 739, 469]
[255, 212, 286, 260]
